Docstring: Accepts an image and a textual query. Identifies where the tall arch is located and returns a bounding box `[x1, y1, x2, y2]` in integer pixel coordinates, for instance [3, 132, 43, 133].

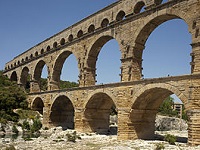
[52, 51, 79, 88]
[31, 97, 44, 115]
[84, 92, 117, 134]
[33, 60, 49, 91]
[142, 19, 191, 78]
[10, 71, 17, 82]
[20, 67, 30, 90]
[50, 95, 74, 130]
[133, 14, 191, 79]
[86, 35, 121, 85]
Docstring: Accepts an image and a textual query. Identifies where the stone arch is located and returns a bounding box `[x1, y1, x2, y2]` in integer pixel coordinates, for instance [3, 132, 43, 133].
[116, 10, 126, 21]
[88, 24, 95, 33]
[134, 1, 146, 14]
[83, 89, 118, 109]
[130, 83, 188, 139]
[30, 54, 33, 59]
[34, 60, 49, 81]
[31, 97, 44, 115]
[10, 71, 17, 82]
[77, 30, 83, 38]
[35, 51, 38, 57]
[46, 45, 51, 52]
[132, 83, 188, 109]
[53, 42, 58, 48]
[101, 18, 109, 28]
[68, 34, 73, 42]
[85, 35, 121, 85]
[41, 49, 44, 54]
[20, 66, 30, 89]
[33, 59, 49, 91]
[132, 13, 191, 77]
[84, 92, 117, 134]
[135, 14, 191, 48]
[50, 95, 75, 129]
[52, 50, 79, 87]
[60, 38, 65, 45]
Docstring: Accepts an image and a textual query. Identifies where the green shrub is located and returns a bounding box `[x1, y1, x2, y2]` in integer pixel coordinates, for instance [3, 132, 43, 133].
[22, 120, 30, 130]
[164, 134, 176, 145]
[155, 143, 165, 150]
[30, 118, 42, 133]
[12, 125, 19, 134]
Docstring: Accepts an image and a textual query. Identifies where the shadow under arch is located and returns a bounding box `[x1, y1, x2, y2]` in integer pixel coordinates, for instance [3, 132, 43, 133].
[10, 71, 18, 82]
[84, 92, 117, 135]
[31, 97, 44, 115]
[130, 83, 188, 140]
[21, 66, 30, 90]
[50, 95, 75, 130]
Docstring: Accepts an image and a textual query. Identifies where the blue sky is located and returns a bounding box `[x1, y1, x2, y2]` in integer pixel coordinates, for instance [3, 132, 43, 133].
[0, 1, 191, 102]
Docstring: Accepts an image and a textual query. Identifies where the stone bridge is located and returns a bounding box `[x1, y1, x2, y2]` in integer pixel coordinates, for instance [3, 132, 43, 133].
[3, 0, 200, 146]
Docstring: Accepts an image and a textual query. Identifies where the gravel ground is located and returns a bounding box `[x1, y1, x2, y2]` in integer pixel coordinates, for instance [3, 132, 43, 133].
[1, 130, 200, 150]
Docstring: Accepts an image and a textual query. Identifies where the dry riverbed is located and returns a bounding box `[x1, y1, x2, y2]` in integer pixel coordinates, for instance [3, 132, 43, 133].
[1, 128, 200, 150]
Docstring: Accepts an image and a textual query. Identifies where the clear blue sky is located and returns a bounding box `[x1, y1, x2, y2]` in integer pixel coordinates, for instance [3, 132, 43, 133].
[0, 0, 191, 102]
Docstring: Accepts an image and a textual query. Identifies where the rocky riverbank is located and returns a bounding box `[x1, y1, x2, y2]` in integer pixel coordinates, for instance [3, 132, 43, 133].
[0, 115, 199, 150]
[1, 128, 200, 150]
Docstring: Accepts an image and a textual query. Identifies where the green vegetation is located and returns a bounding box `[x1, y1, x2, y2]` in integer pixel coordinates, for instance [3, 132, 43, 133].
[15, 109, 40, 120]
[30, 117, 42, 133]
[0, 71, 28, 123]
[164, 134, 177, 145]
[155, 143, 165, 150]
[158, 96, 178, 117]
[12, 125, 19, 134]
[40, 78, 78, 91]
[158, 96, 187, 120]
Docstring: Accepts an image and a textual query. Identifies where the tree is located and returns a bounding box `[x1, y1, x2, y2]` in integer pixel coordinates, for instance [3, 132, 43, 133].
[39, 78, 78, 90]
[158, 96, 178, 117]
[0, 71, 28, 123]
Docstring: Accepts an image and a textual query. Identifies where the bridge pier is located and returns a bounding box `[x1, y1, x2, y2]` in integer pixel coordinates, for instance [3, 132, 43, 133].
[30, 80, 40, 93]
[188, 109, 200, 146]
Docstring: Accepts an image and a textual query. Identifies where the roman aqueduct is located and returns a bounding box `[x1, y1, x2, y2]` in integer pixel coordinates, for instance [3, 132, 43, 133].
[3, 0, 200, 146]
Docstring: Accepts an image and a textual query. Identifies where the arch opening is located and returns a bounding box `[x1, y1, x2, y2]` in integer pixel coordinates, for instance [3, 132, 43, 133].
[34, 60, 48, 91]
[50, 96, 74, 130]
[130, 87, 188, 142]
[77, 30, 83, 38]
[134, 1, 145, 14]
[88, 24, 95, 33]
[10, 71, 17, 82]
[135, 16, 191, 78]
[116, 10, 126, 21]
[87, 36, 121, 85]
[32, 97, 44, 115]
[21, 67, 30, 92]
[84, 93, 117, 135]
[101, 18, 109, 28]
[53, 51, 79, 89]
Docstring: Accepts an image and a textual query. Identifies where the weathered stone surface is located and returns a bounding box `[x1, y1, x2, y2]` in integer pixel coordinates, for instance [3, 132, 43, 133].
[155, 115, 188, 131]
[3, 0, 200, 146]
